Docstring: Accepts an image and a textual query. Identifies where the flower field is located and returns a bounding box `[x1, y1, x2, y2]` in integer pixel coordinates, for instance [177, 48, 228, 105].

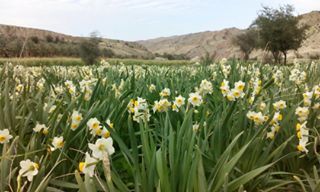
[0, 59, 320, 191]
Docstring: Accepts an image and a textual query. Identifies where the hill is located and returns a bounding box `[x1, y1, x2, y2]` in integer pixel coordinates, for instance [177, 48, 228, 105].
[138, 11, 320, 60]
[0, 24, 153, 59]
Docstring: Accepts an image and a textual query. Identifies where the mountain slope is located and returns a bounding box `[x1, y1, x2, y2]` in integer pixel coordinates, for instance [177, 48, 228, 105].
[138, 11, 320, 60]
[0, 24, 153, 58]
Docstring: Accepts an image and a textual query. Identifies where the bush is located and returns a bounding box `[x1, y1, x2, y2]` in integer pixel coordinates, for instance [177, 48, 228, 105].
[79, 35, 100, 65]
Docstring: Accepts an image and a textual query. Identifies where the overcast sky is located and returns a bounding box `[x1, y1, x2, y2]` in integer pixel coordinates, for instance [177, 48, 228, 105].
[0, 0, 319, 41]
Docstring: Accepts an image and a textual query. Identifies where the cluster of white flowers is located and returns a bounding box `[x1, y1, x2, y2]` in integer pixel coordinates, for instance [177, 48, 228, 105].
[220, 80, 246, 101]
[272, 69, 283, 87]
[197, 79, 213, 96]
[71, 110, 83, 130]
[248, 78, 262, 105]
[33, 123, 49, 135]
[159, 88, 171, 97]
[247, 111, 268, 125]
[64, 80, 76, 96]
[296, 122, 309, 153]
[289, 69, 307, 85]
[127, 97, 151, 122]
[153, 99, 171, 113]
[79, 79, 97, 101]
[80, 120, 115, 177]
[273, 100, 287, 111]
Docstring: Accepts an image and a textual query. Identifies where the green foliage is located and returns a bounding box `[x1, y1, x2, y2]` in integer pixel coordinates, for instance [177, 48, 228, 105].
[253, 5, 308, 64]
[0, 60, 319, 191]
[200, 51, 216, 66]
[233, 29, 258, 60]
[79, 35, 101, 65]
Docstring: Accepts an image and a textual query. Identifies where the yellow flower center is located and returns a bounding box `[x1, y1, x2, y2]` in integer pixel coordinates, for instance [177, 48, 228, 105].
[237, 85, 244, 91]
[75, 116, 82, 121]
[34, 163, 39, 170]
[296, 123, 301, 131]
[233, 91, 240, 97]
[98, 144, 105, 151]
[0, 135, 6, 142]
[192, 97, 198, 102]
[42, 129, 49, 135]
[297, 131, 302, 139]
[96, 128, 102, 135]
[103, 132, 110, 138]
[297, 144, 303, 152]
[71, 124, 78, 129]
[79, 162, 85, 172]
[92, 123, 99, 129]
[57, 141, 64, 148]
[29, 163, 39, 171]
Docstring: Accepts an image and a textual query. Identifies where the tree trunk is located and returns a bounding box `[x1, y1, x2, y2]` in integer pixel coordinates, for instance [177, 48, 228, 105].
[244, 52, 249, 61]
[283, 51, 287, 65]
[272, 51, 280, 64]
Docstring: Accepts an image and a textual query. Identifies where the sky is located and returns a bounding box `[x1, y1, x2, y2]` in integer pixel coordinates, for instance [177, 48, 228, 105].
[0, 0, 319, 41]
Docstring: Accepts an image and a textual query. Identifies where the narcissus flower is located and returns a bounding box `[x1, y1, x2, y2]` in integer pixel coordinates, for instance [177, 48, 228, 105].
[159, 88, 171, 97]
[198, 79, 213, 95]
[88, 138, 115, 160]
[295, 121, 309, 153]
[51, 136, 64, 151]
[0, 129, 13, 144]
[273, 100, 287, 111]
[79, 153, 97, 177]
[247, 111, 267, 125]
[153, 99, 171, 113]
[297, 139, 308, 153]
[148, 84, 156, 92]
[87, 118, 101, 130]
[174, 95, 185, 108]
[19, 159, 39, 181]
[127, 97, 151, 123]
[106, 119, 114, 129]
[33, 123, 49, 135]
[295, 107, 309, 122]
[220, 80, 230, 96]
[188, 92, 203, 107]
[234, 81, 245, 92]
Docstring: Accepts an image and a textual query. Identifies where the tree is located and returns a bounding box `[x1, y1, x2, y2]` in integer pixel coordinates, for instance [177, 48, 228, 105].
[79, 33, 101, 65]
[233, 29, 258, 60]
[253, 5, 308, 64]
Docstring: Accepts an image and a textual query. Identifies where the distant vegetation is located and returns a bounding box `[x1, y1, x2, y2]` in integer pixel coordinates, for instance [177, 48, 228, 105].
[79, 34, 101, 65]
[0, 34, 80, 57]
[154, 52, 190, 60]
[233, 5, 308, 64]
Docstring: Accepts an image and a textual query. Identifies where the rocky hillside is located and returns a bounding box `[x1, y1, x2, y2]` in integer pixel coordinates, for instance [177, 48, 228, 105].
[138, 11, 320, 60]
[0, 24, 153, 58]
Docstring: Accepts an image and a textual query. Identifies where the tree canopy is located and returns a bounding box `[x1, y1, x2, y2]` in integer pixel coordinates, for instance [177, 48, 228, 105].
[253, 5, 308, 64]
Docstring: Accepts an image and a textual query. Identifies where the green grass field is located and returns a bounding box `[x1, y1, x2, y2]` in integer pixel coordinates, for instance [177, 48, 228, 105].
[0, 59, 319, 191]
[0, 57, 192, 66]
